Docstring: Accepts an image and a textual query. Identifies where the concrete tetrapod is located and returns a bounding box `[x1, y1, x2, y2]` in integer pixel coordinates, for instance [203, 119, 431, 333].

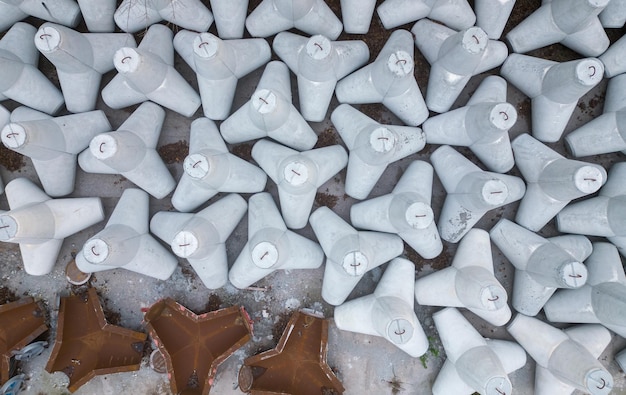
[309, 206, 404, 306]
[331, 104, 426, 199]
[412, 20, 508, 113]
[174, 30, 271, 121]
[506, 0, 610, 57]
[432, 307, 526, 395]
[376, 0, 475, 31]
[512, 133, 607, 232]
[599, 0, 626, 28]
[0, 0, 80, 32]
[76, 0, 117, 32]
[599, 35, 626, 78]
[474, 0, 516, 39]
[616, 348, 626, 373]
[245, 0, 342, 40]
[422, 75, 516, 173]
[209, 0, 248, 39]
[1, 109, 111, 197]
[0, 22, 64, 115]
[78, 102, 176, 200]
[501, 54, 604, 142]
[171, 117, 266, 213]
[490, 218, 592, 316]
[273, 32, 369, 121]
[544, 242, 626, 338]
[251, 139, 347, 229]
[350, 160, 442, 259]
[335, 29, 428, 127]
[228, 192, 324, 289]
[150, 194, 247, 289]
[415, 229, 512, 326]
[220, 61, 318, 151]
[334, 258, 428, 358]
[0, 178, 104, 276]
[340, 0, 376, 34]
[507, 314, 613, 395]
[34, 23, 136, 113]
[431, 145, 525, 243]
[114, 0, 213, 34]
[101, 24, 201, 117]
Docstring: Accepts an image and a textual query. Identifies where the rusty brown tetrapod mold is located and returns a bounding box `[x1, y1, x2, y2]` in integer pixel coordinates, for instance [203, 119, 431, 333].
[0, 297, 47, 385]
[143, 299, 253, 395]
[45, 288, 146, 392]
[238, 310, 344, 395]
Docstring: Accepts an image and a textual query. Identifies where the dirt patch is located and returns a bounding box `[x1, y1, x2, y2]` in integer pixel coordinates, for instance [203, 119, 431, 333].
[359, 103, 385, 123]
[423, 245, 452, 271]
[0, 145, 25, 172]
[0, 287, 17, 305]
[231, 143, 253, 162]
[271, 311, 291, 342]
[315, 192, 339, 209]
[314, 128, 339, 148]
[158, 140, 188, 164]
[204, 294, 222, 312]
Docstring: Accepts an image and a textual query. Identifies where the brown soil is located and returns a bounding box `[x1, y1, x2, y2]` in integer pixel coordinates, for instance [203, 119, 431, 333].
[314, 192, 339, 209]
[0, 145, 25, 172]
[204, 294, 222, 312]
[231, 143, 253, 162]
[158, 140, 188, 164]
[0, 287, 17, 305]
[314, 128, 339, 148]
[271, 311, 292, 342]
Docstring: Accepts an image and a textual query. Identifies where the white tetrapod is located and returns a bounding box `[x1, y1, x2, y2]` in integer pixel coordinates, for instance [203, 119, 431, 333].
[220, 61, 318, 151]
[35, 23, 136, 113]
[77, 0, 117, 32]
[114, 0, 213, 34]
[506, 0, 610, 57]
[209, 0, 248, 39]
[1, 109, 111, 197]
[171, 117, 267, 213]
[507, 314, 613, 395]
[331, 104, 425, 199]
[0, 178, 104, 276]
[566, 73, 626, 156]
[273, 32, 369, 122]
[101, 24, 201, 117]
[228, 192, 324, 289]
[245, 0, 342, 39]
[474, 0, 517, 39]
[335, 29, 428, 127]
[76, 188, 178, 280]
[376, 0, 475, 31]
[422, 75, 516, 173]
[414, 229, 512, 326]
[501, 54, 603, 142]
[340, 0, 376, 34]
[78, 102, 176, 200]
[0, 104, 8, 131]
[544, 242, 626, 338]
[174, 30, 271, 121]
[490, 218, 591, 316]
[616, 348, 626, 373]
[151, 194, 247, 289]
[412, 20, 508, 113]
[599, 35, 626, 78]
[310, 206, 404, 306]
[432, 307, 526, 395]
[431, 145, 525, 243]
[350, 160, 442, 259]
[599, 0, 626, 27]
[0, 0, 81, 32]
[251, 139, 347, 229]
[333, 258, 429, 358]
[0, 22, 64, 115]
[512, 133, 607, 232]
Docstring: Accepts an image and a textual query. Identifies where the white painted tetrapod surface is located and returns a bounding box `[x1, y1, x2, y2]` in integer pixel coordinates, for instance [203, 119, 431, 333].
[422, 75, 516, 173]
[0, 0, 81, 32]
[617, 348, 626, 373]
[101, 24, 201, 117]
[432, 307, 526, 395]
[599, 0, 626, 28]
[430, 145, 525, 243]
[0, 22, 64, 115]
[209, 0, 248, 39]
[350, 160, 442, 259]
[220, 61, 318, 151]
[506, 0, 610, 57]
[310, 206, 403, 306]
[376, 0, 475, 31]
[340, 0, 376, 34]
[273, 32, 369, 122]
[331, 104, 425, 200]
[151, 194, 247, 289]
[474, 0, 516, 39]
[0, 178, 104, 276]
[415, 229, 512, 326]
[490, 218, 591, 316]
[599, 35, 626, 77]
[245, 0, 342, 39]
[335, 29, 428, 127]
[76, 0, 117, 32]
[171, 117, 267, 213]
[501, 54, 604, 143]
[1, 109, 110, 197]
[34, 23, 136, 113]
[412, 20, 508, 114]
[228, 192, 324, 289]
[77, 102, 176, 200]
[512, 133, 606, 232]
[76, 188, 177, 281]
[114, 0, 213, 34]
[174, 30, 271, 121]
[507, 314, 614, 395]
[334, 258, 428, 358]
